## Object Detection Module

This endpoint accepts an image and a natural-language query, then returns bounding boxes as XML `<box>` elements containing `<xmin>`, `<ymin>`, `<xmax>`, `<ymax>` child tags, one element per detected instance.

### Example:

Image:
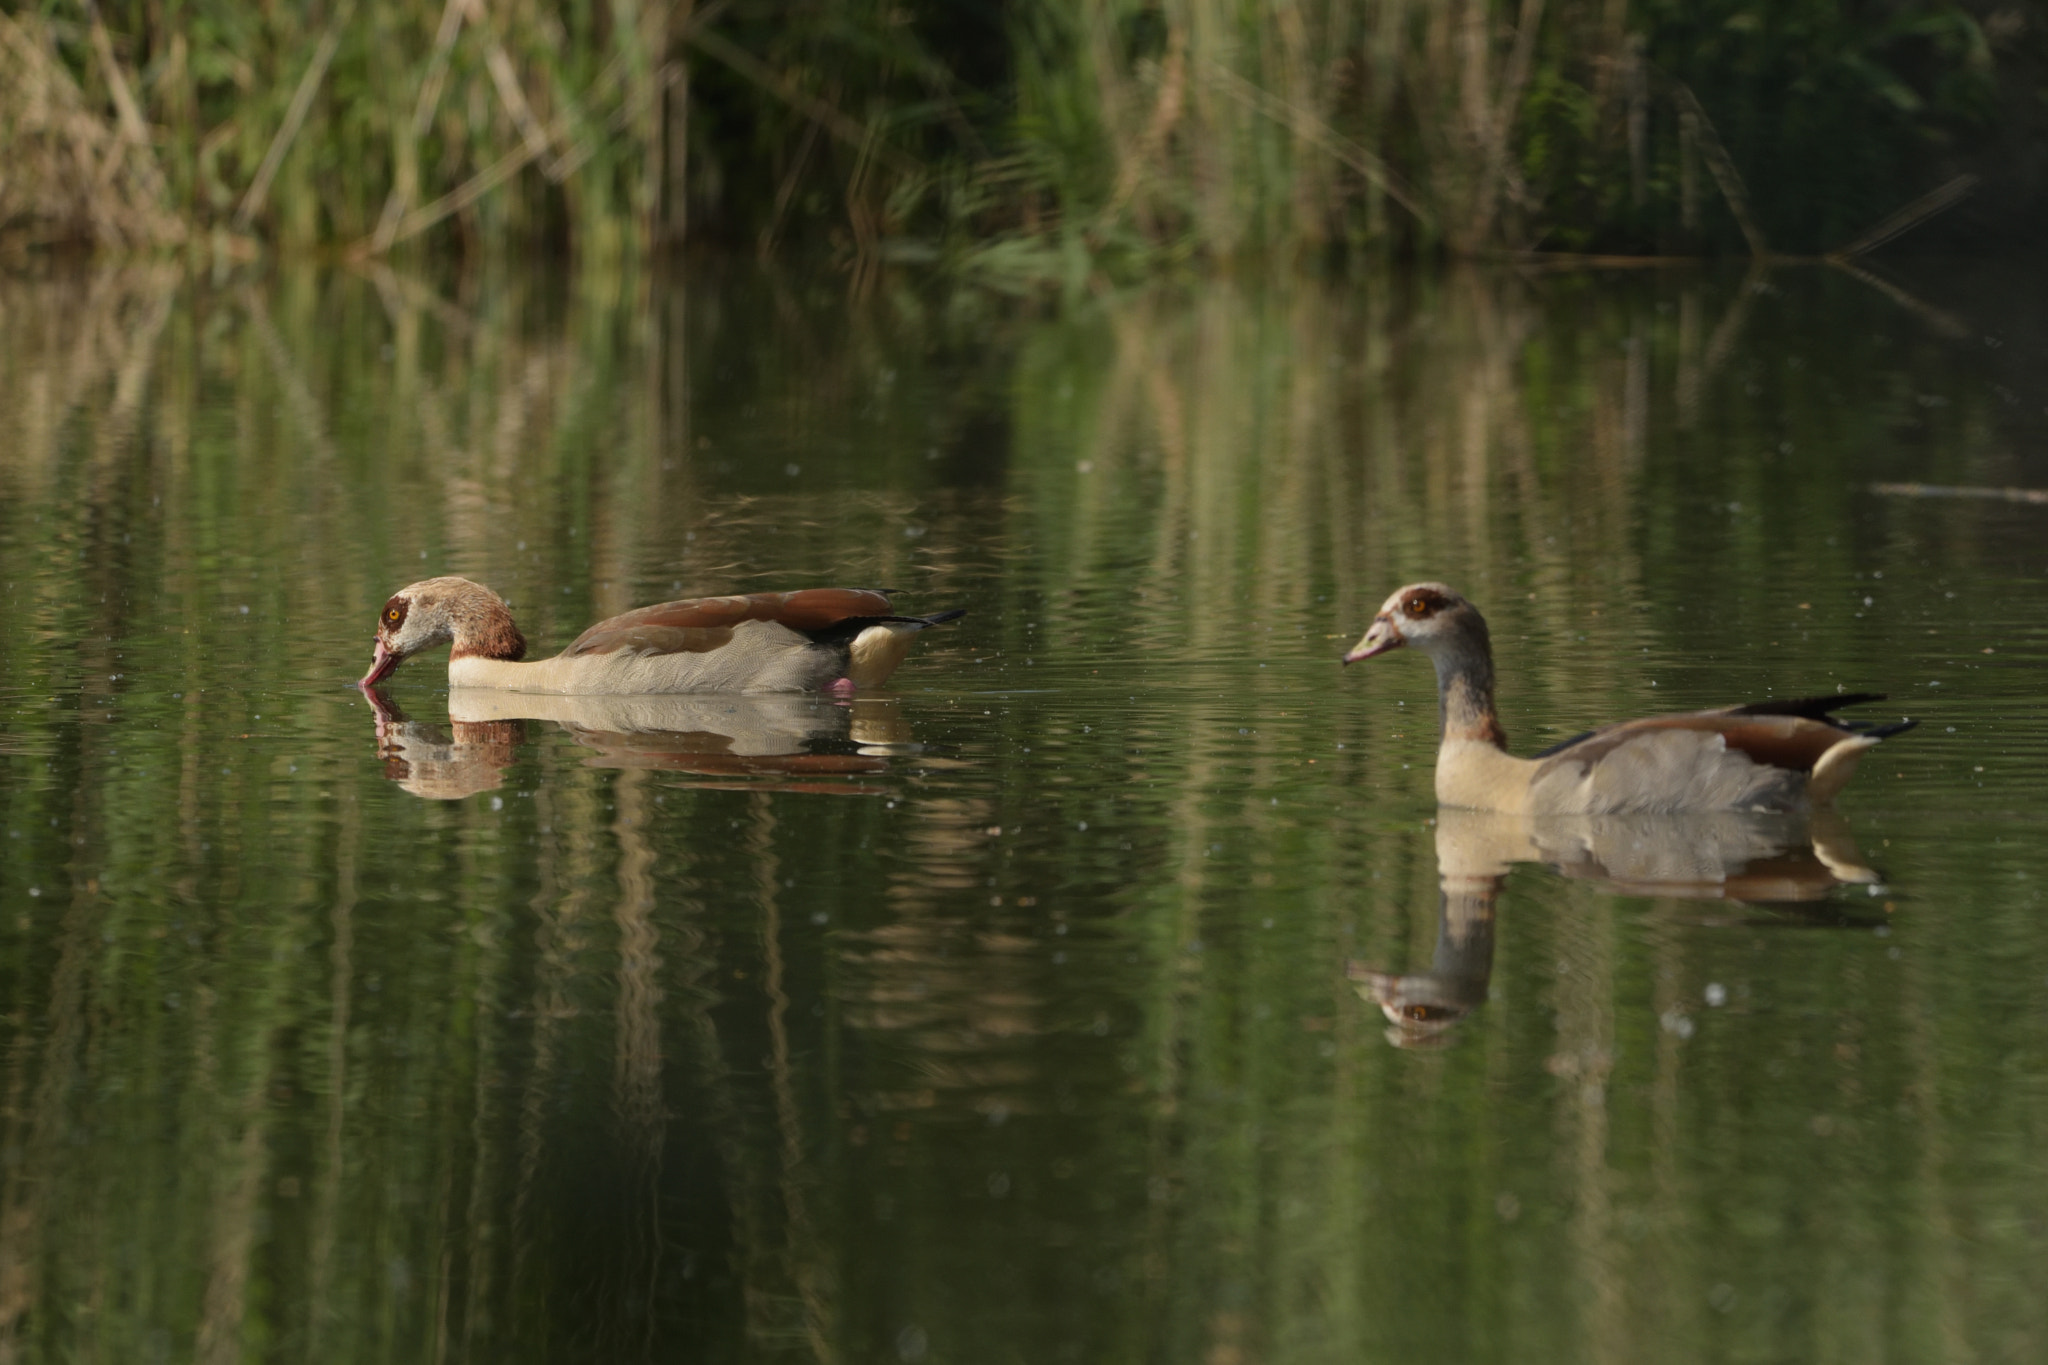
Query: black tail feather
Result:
<box><xmin>799</xmin><ymin>608</ymin><xmax>965</xmax><ymax>646</ymax></box>
<box><xmin>1729</xmin><ymin>692</ymin><xmax>1887</xmax><ymax>720</ymax></box>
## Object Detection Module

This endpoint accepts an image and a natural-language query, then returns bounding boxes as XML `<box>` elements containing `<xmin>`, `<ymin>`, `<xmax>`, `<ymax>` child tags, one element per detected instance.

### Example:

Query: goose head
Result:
<box><xmin>1343</xmin><ymin>582</ymin><xmax>1487</xmax><ymax>664</ymax></box>
<box><xmin>360</xmin><ymin>576</ymin><xmax>525</xmax><ymax>687</ymax></box>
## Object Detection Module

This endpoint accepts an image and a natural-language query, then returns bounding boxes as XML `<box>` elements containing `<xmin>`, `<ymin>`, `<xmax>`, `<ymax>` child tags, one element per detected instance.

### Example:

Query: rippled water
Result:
<box><xmin>2</xmin><ymin>259</ymin><xmax>2047</xmax><ymax>1361</ymax></box>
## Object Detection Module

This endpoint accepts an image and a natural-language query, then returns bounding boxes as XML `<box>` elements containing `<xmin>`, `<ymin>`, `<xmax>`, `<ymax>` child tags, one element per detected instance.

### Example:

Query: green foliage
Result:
<box><xmin>1634</xmin><ymin>0</ymin><xmax>1999</xmax><ymax>249</ymax></box>
<box><xmin>0</xmin><ymin>0</ymin><xmax>2016</xmax><ymax>267</ymax></box>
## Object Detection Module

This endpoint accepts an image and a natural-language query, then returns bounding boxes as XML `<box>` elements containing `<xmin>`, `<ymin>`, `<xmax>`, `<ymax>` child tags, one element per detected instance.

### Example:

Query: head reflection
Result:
<box><xmin>1350</xmin><ymin>808</ymin><xmax>1885</xmax><ymax>1048</ymax></box>
<box><xmin>360</xmin><ymin>686</ymin><xmax>911</xmax><ymax>798</ymax></box>
<box><xmin>364</xmin><ymin>688</ymin><xmax>522</xmax><ymax>800</ymax></box>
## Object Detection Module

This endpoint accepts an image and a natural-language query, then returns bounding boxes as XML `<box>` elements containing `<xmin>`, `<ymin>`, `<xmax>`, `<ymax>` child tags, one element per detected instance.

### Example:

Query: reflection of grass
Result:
<box><xmin>991</xmin><ymin>263</ymin><xmax>2043</xmax><ymax>1359</ymax></box>
<box><xmin>0</xmin><ymin>262</ymin><xmax>2040</xmax><ymax>1359</ymax></box>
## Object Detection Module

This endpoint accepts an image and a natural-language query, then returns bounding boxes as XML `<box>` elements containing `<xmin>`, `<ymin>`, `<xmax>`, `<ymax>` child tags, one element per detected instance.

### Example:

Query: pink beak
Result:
<box><xmin>1343</xmin><ymin>617</ymin><xmax>1403</xmax><ymax>664</ymax></box>
<box><xmin>359</xmin><ymin>640</ymin><xmax>400</xmax><ymax>687</ymax></box>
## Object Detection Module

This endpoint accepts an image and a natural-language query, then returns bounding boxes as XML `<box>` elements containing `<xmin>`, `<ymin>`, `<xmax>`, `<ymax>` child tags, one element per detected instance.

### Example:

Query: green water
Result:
<box><xmin>2</xmin><ymin>259</ymin><xmax>2046</xmax><ymax>1363</ymax></box>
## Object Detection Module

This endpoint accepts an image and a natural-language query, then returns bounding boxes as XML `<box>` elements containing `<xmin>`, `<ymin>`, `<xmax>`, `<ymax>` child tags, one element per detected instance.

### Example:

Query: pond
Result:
<box><xmin>1</xmin><ymin>256</ymin><xmax>2046</xmax><ymax>1363</ymax></box>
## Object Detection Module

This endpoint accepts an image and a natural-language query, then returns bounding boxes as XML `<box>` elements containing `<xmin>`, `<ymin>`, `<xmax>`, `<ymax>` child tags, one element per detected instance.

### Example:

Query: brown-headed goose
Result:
<box><xmin>360</xmin><ymin>576</ymin><xmax>963</xmax><ymax>695</ymax></box>
<box><xmin>1344</xmin><ymin>582</ymin><xmax>1915</xmax><ymax>814</ymax></box>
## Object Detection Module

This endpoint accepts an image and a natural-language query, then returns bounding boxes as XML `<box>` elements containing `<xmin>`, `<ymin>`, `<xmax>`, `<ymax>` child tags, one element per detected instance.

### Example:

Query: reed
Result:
<box><xmin>0</xmin><ymin>0</ymin><xmax>2009</xmax><ymax>271</ymax></box>
<box><xmin>0</xmin><ymin>11</ymin><xmax>183</xmax><ymax>251</ymax></box>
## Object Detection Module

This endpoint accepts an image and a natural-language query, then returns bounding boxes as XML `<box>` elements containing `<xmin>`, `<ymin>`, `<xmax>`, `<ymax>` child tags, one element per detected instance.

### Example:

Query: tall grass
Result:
<box><xmin>996</xmin><ymin>0</ymin><xmax>2006</xmax><ymax>271</ymax></box>
<box><xmin>0</xmin><ymin>0</ymin><xmax>2015</xmax><ymax>269</ymax></box>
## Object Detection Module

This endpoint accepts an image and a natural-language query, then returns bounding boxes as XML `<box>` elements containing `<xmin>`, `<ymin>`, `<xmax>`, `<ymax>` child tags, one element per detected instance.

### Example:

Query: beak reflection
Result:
<box><xmin>1350</xmin><ymin>807</ymin><xmax>1888</xmax><ymax>1049</ymax></box>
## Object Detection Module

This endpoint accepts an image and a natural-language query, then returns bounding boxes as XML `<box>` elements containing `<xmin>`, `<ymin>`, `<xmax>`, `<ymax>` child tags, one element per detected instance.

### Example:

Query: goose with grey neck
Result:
<box><xmin>1344</xmin><ymin>582</ymin><xmax>1915</xmax><ymax>814</ymax></box>
<box><xmin>360</xmin><ymin>576</ymin><xmax>963</xmax><ymax>695</ymax></box>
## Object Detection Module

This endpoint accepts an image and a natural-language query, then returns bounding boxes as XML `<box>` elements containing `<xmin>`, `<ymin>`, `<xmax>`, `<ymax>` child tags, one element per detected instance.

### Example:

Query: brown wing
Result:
<box><xmin>1535</xmin><ymin>711</ymin><xmax>1854</xmax><ymax>781</ymax></box>
<box><xmin>560</xmin><ymin>589</ymin><xmax>897</xmax><ymax>658</ymax></box>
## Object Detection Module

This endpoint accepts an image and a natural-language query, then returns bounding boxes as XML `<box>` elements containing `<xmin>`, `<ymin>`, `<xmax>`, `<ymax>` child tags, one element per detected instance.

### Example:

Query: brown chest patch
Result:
<box><xmin>452</xmin><ymin>614</ymin><xmax>527</xmax><ymax>662</ymax></box>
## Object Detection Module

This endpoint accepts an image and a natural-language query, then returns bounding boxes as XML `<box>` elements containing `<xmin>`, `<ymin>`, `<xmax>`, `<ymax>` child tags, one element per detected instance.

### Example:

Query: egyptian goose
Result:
<box><xmin>1344</xmin><ymin>582</ymin><xmax>1916</xmax><ymax>814</ymax></box>
<box><xmin>359</xmin><ymin>576</ymin><xmax>963</xmax><ymax>695</ymax></box>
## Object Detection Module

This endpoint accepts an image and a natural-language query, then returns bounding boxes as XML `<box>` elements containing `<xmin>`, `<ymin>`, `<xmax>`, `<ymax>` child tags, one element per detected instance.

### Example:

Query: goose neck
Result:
<box><xmin>1429</xmin><ymin>633</ymin><xmax>1507</xmax><ymax>750</ymax></box>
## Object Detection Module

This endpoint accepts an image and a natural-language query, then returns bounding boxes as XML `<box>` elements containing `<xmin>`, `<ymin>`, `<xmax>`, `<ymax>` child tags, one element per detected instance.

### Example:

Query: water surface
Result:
<box><xmin>2</xmin><ymin>258</ymin><xmax>2046</xmax><ymax>1362</ymax></box>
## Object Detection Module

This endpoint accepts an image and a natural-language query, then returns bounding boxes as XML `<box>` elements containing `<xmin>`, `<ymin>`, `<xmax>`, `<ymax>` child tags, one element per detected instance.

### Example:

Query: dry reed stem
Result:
<box><xmin>1871</xmin><ymin>483</ymin><xmax>2048</xmax><ymax>506</ymax></box>
<box><xmin>1829</xmin><ymin>172</ymin><xmax>1981</xmax><ymax>259</ymax></box>
<box><xmin>1509</xmin><ymin>252</ymin><xmax>1699</xmax><ymax>269</ymax></box>
<box><xmin>686</xmin><ymin>26</ymin><xmax>920</xmax><ymax>174</ymax></box>
<box><xmin>845</xmin><ymin>118</ymin><xmax>883</xmax><ymax>297</ymax></box>
<box><xmin>82</xmin><ymin>0</ymin><xmax>160</xmax><ymax>192</ymax></box>
<box><xmin>382</xmin><ymin>29</ymin><xmax>677</xmax><ymax>250</ymax></box>
<box><xmin>460</xmin><ymin>0</ymin><xmax>563</xmax><ymax>179</ymax></box>
<box><xmin>356</xmin><ymin>20</ymin><xmax>635</xmax><ymax>253</ymax></box>
<box><xmin>1466</xmin><ymin>0</ymin><xmax>1544</xmax><ymax>247</ymax></box>
<box><xmin>758</xmin><ymin>116</ymin><xmax>822</xmax><ymax>261</ymax></box>
<box><xmin>372</xmin><ymin>0</ymin><xmax>469</xmax><ymax>251</ymax></box>
<box><xmin>1094</xmin><ymin>27</ymin><xmax>1187</xmax><ymax>238</ymax></box>
<box><xmin>663</xmin><ymin>0</ymin><xmax>697</xmax><ymax>245</ymax></box>
<box><xmin>0</xmin><ymin>12</ymin><xmax>181</xmax><ymax>248</ymax></box>
<box><xmin>1666</xmin><ymin>80</ymin><xmax>1768</xmax><ymax>258</ymax></box>
<box><xmin>375</xmin><ymin>142</ymin><xmax>537</xmax><ymax>251</ymax></box>
<box><xmin>235</xmin><ymin>2</ymin><xmax>354</xmax><ymax>231</ymax></box>
<box><xmin>359</xmin><ymin>0</ymin><xmax>723</xmax><ymax>256</ymax></box>
<box><xmin>1204</xmin><ymin>62</ymin><xmax>1429</xmax><ymax>225</ymax></box>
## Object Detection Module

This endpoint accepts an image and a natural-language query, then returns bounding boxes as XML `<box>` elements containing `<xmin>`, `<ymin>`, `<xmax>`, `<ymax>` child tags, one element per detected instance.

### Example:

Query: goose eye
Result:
<box><xmin>1405</xmin><ymin>598</ymin><xmax>1429</xmax><ymax>618</ymax></box>
<box><xmin>386</xmin><ymin>608</ymin><xmax>401</xmax><ymax>622</ymax></box>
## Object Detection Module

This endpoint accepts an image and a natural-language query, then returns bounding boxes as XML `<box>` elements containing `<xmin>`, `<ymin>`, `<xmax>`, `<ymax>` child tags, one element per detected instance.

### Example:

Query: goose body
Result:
<box><xmin>1344</xmin><ymin>582</ymin><xmax>1914</xmax><ymax>815</ymax></box>
<box><xmin>361</xmin><ymin>576</ymin><xmax>962</xmax><ymax>695</ymax></box>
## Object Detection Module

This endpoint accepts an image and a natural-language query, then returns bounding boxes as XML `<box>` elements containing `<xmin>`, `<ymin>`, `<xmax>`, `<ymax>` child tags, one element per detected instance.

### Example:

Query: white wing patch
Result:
<box><xmin>1529</xmin><ymin>728</ymin><xmax>1804</xmax><ymax>815</ymax></box>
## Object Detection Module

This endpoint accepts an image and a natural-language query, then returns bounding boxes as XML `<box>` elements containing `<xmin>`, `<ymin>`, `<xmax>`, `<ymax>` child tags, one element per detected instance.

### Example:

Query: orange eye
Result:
<box><xmin>1405</xmin><ymin>597</ymin><xmax>1428</xmax><ymax>618</ymax></box>
<box><xmin>386</xmin><ymin>608</ymin><xmax>401</xmax><ymax>622</ymax></box>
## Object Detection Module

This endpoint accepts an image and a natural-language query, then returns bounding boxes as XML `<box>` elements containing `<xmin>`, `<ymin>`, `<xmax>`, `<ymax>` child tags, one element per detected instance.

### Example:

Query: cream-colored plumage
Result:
<box><xmin>1344</xmin><ymin>582</ymin><xmax>1914</xmax><ymax>814</ymax></box>
<box><xmin>361</xmin><ymin>575</ymin><xmax>961</xmax><ymax>695</ymax></box>
<box><xmin>366</xmin><ymin>689</ymin><xmax>913</xmax><ymax>800</ymax></box>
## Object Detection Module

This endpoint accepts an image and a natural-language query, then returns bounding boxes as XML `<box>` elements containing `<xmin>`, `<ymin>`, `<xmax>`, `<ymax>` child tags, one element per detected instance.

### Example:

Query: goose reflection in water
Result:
<box><xmin>360</xmin><ymin>685</ymin><xmax>920</xmax><ymax>799</ymax></box>
<box><xmin>1350</xmin><ymin>807</ymin><xmax>1888</xmax><ymax>1049</ymax></box>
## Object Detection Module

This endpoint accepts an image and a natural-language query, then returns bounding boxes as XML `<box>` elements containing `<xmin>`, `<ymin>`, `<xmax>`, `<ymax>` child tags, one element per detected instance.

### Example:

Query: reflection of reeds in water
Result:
<box><xmin>1012</xmin><ymin>268</ymin><xmax>1663</xmax><ymax>723</ymax></box>
<box><xmin>0</xmin><ymin>261</ymin><xmax>1007</xmax><ymax>1354</ymax></box>
<box><xmin>837</xmin><ymin>797</ymin><xmax>1048</xmax><ymax>1117</ymax></box>
<box><xmin>746</xmin><ymin>794</ymin><xmax>838</xmax><ymax>1362</ymax></box>
<box><xmin>0</xmin><ymin>262</ymin><xmax>2035</xmax><ymax>1359</ymax></box>
<box><xmin>0</xmin><ymin>268</ymin><xmax>179</xmax><ymax>495</ymax></box>
<box><xmin>609</xmin><ymin>769</ymin><xmax>667</xmax><ymax>1347</ymax></box>
<box><xmin>0</xmin><ymin>267</ymin><xmax>180</xmax><ymax>1357</ymax></box>
<box><xmin>991</xmin><ymin>265</ymin><xmax>2007</xmax><ymax>1363</ymax></box>
<box><xmin>0</xmin><ymin>852</ymin><xmax>100</xmax><ymax>1355</ymax></box>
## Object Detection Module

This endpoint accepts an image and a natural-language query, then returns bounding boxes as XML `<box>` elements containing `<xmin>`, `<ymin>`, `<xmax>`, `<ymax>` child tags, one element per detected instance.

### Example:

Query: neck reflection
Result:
<box><xmin>1350</xmin><ymin>807</ymin><xmax>1887</xmax><ymax>1049</ymax></box>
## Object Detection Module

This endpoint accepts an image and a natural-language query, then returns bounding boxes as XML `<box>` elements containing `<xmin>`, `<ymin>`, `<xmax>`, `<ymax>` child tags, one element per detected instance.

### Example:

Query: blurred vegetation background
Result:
<box><xmin>0</xmin><ymin>0</ymin><xmax>2039</xmax><ymax>277</ymax></box>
